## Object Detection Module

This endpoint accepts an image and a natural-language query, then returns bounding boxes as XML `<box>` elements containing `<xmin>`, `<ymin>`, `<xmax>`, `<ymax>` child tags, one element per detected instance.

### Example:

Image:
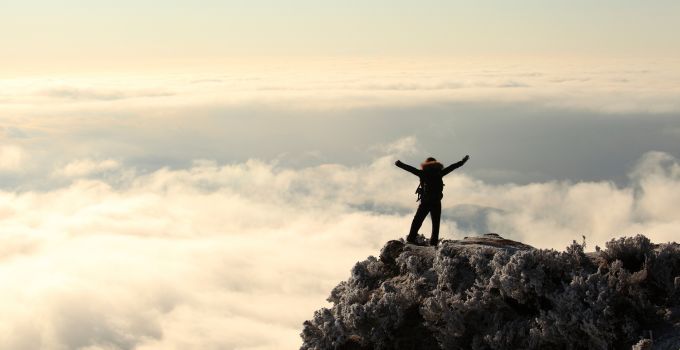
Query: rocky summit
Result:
<box><xmin>301</xmin><ymin>234</ymin><xmax>680</xmax><ymax>350</ymax></box>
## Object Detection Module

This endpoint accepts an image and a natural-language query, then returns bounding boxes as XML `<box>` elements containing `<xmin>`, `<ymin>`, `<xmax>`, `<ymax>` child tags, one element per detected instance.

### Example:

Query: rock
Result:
<box><xmin>301</xmin><ymin>234</ymin><xmax>680</xmax><ymax>350</ymax></box>
<box><xmin>379</xmin><ymin>240</ymin><xmax>404</xmax><ymax>264</ymax></box>
<box><xmin>632</xmin><ymin>339</ymin><xmax>653</xmax><ymax>350</ymax></box>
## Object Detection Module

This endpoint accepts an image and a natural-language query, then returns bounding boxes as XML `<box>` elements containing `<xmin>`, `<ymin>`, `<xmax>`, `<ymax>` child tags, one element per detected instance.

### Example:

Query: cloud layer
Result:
<box><xmin>1</xmin><ymin>60</ymin><xmax>679</xmax><ymax>348</ymax></box>
<box><xmin>0</xmin><ymin>142</ymin><xmax>678</xmax><ymax>349</ymax></box>
<box><xmin>3</xmin><ymin>58</ymin><xmax>680</xmax><ymax>115</ymax></box>
<box><xmin>3</xmin><ymin>59</ymin><xmax>679</xmax><ymax>188</ymax></box>
<box><xmin>0</xmin><ymin>145</ymin><xmax>24</xmax><ymax>172</ymax></box>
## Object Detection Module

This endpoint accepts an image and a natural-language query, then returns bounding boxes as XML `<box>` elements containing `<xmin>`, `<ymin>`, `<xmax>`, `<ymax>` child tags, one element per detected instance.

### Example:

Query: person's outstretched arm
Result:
<box><xmin>442</xmin><ymin>155</ymin><xmax>469</xmax><ymax>176</ymax></box>
<box><xmin>395</xmin><ymin>160</ymin><xmax>421</xmax><ymax>176</ymax></box>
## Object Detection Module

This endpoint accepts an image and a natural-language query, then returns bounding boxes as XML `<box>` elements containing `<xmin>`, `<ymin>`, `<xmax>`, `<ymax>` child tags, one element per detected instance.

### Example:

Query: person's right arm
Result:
<box><xmin>395</xmin><ymin>160</ymin><xmax>421</xmax><ymax>176</ymax></box>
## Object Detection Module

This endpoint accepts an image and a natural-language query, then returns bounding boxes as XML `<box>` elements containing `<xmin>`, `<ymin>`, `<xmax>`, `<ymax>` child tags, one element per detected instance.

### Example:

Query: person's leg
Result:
<box><xmin>429</xmin><ymin>201</ymin><xmax>442</xmax><ymax>246</ymax></box>
<box><xmin>407</xmin><ymin>204</ymin><xmax>430</xmax><ymax>242</ymax></box>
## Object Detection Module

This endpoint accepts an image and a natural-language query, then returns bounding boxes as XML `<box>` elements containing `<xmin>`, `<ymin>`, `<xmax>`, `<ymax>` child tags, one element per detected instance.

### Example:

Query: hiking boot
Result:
<box><xmin>406</xmin><ymin>234</ymin><xmax>417</xmax><ymax>244</ymax></box>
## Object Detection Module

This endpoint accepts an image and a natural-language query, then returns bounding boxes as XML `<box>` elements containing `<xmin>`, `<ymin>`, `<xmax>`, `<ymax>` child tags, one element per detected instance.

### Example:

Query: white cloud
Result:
<box><xmin>53</xmin><ymin>159</ymin><xmax>121</xmax><ymax>178</ymax></box>
<box><xmin>0</xmin><ymin>144</ymin><xmax>679</xmax><ymax>349</ymax></box>
<box><xmin>375</xmin><ymin>136</ymin><xmax>420</xmax><ymax>156</ymax></box>
<box><xmin>1</xmin><ymin>58</ymin><xmax>679</xmax><ymax>348</ymax></box>
<box><xmin>1</xmin><ymin>58</ymin><xmax>679</xmax><ymax>116</ymax></box>
<box><xmin>42</xmin><ymin>86</ymin><xmax>174</xmax><ymax>101</ymax></box>
<box><xmin>1</xmin><ymin>59</ymin><xmax>678</xmax><ymax>190</ymax></box>
<box><xmin>0</xmin><ymin>145</ymin><xmax>25</xmax><ymax>172</ymax></box>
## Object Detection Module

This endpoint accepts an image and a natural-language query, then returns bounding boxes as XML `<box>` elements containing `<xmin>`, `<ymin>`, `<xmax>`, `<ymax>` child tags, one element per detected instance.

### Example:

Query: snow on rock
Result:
<box><xmin>301</xmin><ymin>234</ymin><xmax>680</xmax><ymax>350</ymax></box>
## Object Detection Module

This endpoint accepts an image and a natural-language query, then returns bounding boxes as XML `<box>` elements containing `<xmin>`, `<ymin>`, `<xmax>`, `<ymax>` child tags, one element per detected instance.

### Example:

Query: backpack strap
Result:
<box><xmin>415</xmin><ymin>180</ymin><xmax>424</xmax><ymax>202</ymax></box>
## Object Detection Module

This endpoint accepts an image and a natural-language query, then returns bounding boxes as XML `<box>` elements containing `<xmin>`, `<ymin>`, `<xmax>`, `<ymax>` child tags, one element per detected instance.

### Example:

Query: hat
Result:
<box><xmin>420</xmin><ymin>157</ymin><xmax>440</xmax><ymax>169</ymax></box>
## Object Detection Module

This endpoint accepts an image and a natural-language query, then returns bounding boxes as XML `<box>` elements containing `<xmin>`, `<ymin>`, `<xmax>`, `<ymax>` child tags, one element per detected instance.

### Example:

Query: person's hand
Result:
<box><xmin>462</xmin><ymin>155</ymin><xmax>470</xmax><ymax>162</ymax></box>
<box><xmin>395</xmin><ymin>160</ymin><xmax>402</xmax><ymax>166</ymax></box>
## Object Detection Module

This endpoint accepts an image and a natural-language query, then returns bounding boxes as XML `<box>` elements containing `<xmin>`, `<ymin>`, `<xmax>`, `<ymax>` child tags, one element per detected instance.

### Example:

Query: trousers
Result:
<box><xmin>407</xmin><ymin>200</ymin><xmax>441</xmax><ymax>244</ymax></box>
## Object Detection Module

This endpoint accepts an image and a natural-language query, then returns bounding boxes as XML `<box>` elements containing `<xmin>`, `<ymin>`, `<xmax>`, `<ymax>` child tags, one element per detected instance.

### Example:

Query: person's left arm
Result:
<box><xmin>442</xmin><ymin>155</ymin><xmax>470</xmax><ymax>176</ymax></box>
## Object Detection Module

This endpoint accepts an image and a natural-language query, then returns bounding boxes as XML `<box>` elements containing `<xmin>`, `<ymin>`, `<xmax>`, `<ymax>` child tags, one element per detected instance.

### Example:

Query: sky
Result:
<box><xmin>1</xmin><ymin>2</ymin><xmax>680</xmax><ymax>349</ymax></box>
<box><xmin>3</xmin><ymin>0</ymin><xmax>680</xmax><ymax>71</ymax></box>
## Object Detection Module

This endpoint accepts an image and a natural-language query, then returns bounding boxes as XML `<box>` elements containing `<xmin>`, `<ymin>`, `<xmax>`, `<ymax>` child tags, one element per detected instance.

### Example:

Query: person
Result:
<box><xmin>395</xmin><ymin>155</ymin><xmax>469</xmax><ymax>246</ymax></box>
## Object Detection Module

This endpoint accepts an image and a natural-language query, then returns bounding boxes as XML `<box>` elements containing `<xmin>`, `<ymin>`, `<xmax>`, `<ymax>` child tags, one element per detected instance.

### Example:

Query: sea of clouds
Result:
<box><xmin>1</xmin><ymin>59</ymin><xmax>679</xmax><ymax>349</ymax></box>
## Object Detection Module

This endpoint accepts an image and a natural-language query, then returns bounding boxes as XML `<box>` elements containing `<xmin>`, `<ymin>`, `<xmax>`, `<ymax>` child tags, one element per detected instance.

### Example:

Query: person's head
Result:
<box><xmin>421</xmin><ymin>157</ymin><xmax>438</xmax><ymax>169</ymax></box>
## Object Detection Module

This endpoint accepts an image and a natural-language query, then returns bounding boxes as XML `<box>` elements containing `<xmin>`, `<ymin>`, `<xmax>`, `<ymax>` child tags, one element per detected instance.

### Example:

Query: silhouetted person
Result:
<box><xmin>395</xmin><ymin>155</ymin><xmax>469</xmax><ymax>246</ymax></box>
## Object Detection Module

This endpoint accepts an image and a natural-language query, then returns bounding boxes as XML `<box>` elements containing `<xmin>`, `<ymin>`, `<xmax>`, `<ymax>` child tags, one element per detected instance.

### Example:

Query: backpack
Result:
<box><xmin>415</xmin><ymin>177</ymin><xmax>444</xmax><ymax>202</ymax></box>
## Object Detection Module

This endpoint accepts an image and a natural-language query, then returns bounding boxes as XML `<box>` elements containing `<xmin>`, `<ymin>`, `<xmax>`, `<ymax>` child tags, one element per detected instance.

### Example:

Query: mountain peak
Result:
<box><xmin>301</xmin><ymin>234</ymin><xmax>680</xmax><ymax>349</ymax></box>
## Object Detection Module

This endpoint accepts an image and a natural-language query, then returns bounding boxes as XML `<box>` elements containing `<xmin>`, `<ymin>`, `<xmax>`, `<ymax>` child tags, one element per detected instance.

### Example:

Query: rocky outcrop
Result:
<box><xmin>301</xmin><ymin>234</ymin><xmax>680</xmax><ymax>349</ymax></box>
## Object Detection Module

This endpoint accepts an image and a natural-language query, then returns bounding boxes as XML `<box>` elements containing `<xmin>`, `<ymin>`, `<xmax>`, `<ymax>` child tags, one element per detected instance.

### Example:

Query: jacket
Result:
<box><xmin>395</xmin><ymin>158</ymin><xmax>466</xmax><ymax>202</ymax></box>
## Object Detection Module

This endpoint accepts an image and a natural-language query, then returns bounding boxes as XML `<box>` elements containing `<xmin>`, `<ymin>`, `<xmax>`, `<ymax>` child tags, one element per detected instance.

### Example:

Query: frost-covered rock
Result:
<box><xmin>301</xmin><ymin>234</ymin><xmax>680</xmax><ymax>350</ymax></box>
